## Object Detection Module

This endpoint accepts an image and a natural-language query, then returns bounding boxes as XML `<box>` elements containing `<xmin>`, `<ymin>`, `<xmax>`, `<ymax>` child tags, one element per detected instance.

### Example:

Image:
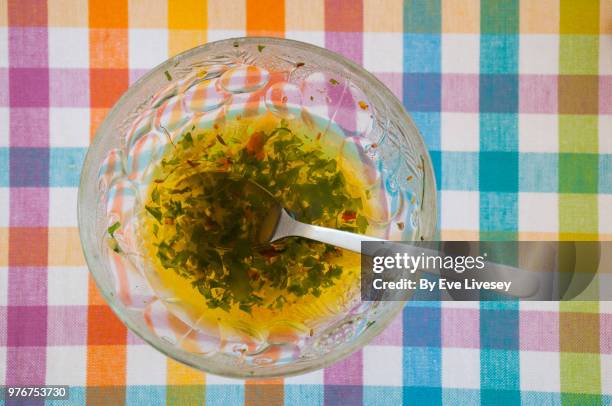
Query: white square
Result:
<box><xmin>600</xmin><ymin>195</ymin><xmax>612</xmax><ymax>234</ymax></box>
<box><xmin>519</xmin><ymin>193</ymin><xmax>558</xmax><ymax>233</ymax></box>
<box><xmin>48</xmin><ymin>27</ymin><xmax>89</xmax><ymax>69</ymax></box>
<box><xmin>520</xmin><ymin>351</ymin><xmax>560</xmax><ymax>392</ymax></box>
<box><xmin>49</xmin><ymin>108</ymin><xmax>90</xmax><ymax>147</ymax></box>
<box><xmin>363</xmin><ymin>345</ymin><xmax>402</xmax><ymax>386</ymax></box>
<box><xmin>207</xmin><ymin>30</ymin><xmax>246</xmax><ymax>43</ymax></box>
<box><xmin>442</xmin><ymin>34</ymin><xmax>480</xmax><ymax>74</ymax></box>
<box><xmin>46</xmin><ymin>346</ymin><xmax>87</xmax><ymax>386</ymax></box>
<box><xmin>0</xmin><ymin>267</ymin><xmax>7</xmax><ymax>306</ymax></box>
<box><xmin>519</xmin><ymin>301</ymin><xmax>559</xmax><ymax>312</ymax></box>
<box><xmin>49</xmin><ymin>187</ymin><xmax>78</xmax><ymax>227</ymax></box>
<box><xmin>441</xmin><ymin>191</ymin><xmax>479</xmax><ymax>231</ymax></box>
<box><xmin>599</xmin><ymin>115</ymin><xmax>612</xmax><ymax>154</ymax></box>
<box><xmin>285</xmin><ymin>369</ymin><xmax>324</xmax><ymax>385</ymax></box>
<box><xmin>600</xmin><ymin>35</ymin><xmax>612</xmax><ymax>75</ymax></box>
<box><xmin>206</xmin><ymin>373</ymin><xmax>245</xmax><ymax>386</ymax></box>
<box><xmin>128</xmin><ymin>29</ymin><xmax>168</xmax><ymax>70</ymax></box>
<box><xmin>519</xmin><ymin>35</ymin><xmax>559</xmax><ymax>74</ymax></box>
<box><xmin>285</xmin><ymin>31</ymin><xmax>325</xmax><ymax>48</ymax></box>
<box><xmin>0</xmin><ymin>188</ymin><xmax>7</xmax><ymax>227</ymax></box>
<box><xmin>126</xmin><ymin>345</ymin><xmax>168</xmax><ymax>385</ymax></box>
<box><xmin>442</xmin><ymin>348</ymin><xmax>480</xmax><ymax>389</ymax></box>
<box><xmin>0</xmin><ymin>347</ymin><xmax>6</xmax><ymax>384</ymax></box>
<box><xmin>363</xmin><ymin>33</ymin><xmax>403</xmax><ymax>73</ymax></box>
<box><xmin>519</xmin><ymin>114</ymin><xmax>559</xmax><ymax>153</ymax></box>
<box><xmin>441</xmin><ymin>112</ymin><xmax>479</xmax><ymax>152</ymax></box>
<box><xmin>47</xmin><ymin>267</ymin><xmax>89</xmax><ymax>306</ymax></box>
<box><xmin>603</xmin><ymin>355</ymin><xmax>612</xmax><ymax>394</ymax></box>
<box><xmin>0</xmin><ymin>108</ymin><xmax>8</xmax><ymax>147</ymax></box>
<box><xmin>0</xmin><ymin>27</ymin><xmax>7</xmax><ymax>68</ymax></box>
<box><xmin>441</xmin><ymin>301</ymin><xmax>480</xmax><ymax>310</ymax></box>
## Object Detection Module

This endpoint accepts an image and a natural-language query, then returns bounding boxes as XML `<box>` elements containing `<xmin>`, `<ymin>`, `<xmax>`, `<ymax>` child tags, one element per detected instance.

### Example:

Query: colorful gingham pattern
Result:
<box><xmin>0</xmin><ymin>0</ymin><xmax>611</xmax><ymax>405</ymax></box>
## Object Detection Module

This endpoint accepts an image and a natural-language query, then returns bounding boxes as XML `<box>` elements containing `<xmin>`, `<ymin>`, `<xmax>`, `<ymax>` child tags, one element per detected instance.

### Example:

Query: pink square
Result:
<box><xmin>10</xmin><ymin>187</ymin><xmax>49</xmax><ymax>226</ymax></box>
<box><xmin>519</xmin><ymin>74</ymin><xmax>558</xmax><ymax>114</ymax></box>
<box><xmin>47</xmin><ymin>305</ymin><xmax>88</xmax><ymax>346</ymax></box>
<box><xmin>519</xmin><ymin>310</ymin><xmax>559</xmax><ymax>352</ymax></box>
<box><xmin>8</xmin><ymin>267</ymin><xmax>48</xmax><ymax>306</ymax></box>
<box><xmin>9</xmin><ymin>108</ymin><xmax>49</xmax><ymax>147</ymax></box>
<box><xmin>600</xmin><ymin>314</ymin><xmax>612</xmax><ymax>354</ymax></box>
<box><xmin>442</xmin><ymin>74</ymin><xmax>479</xmax><ymax>112</ymax></box>
<box><xmin>49</xmin><ymin>68</ymin><xmax>90</xmax><ymax>107</ymax></box>
<box><xmin>8</xmin><ymin>27</ymin><xmax>48</xmax><ymax>68</ymax></box>
<box><xmin>375</xmin><ymin>72</ymin><xmax>403</xmax><ymax>101</ymax></box>
<box><xmin>371</xmin><ymin>311</ymin><xmax>403</xmax><ymax>346</ymax></box>
<box><xmin>441</xmin><ymin>308</ymin><xmax>480</xmax><ymax>348</ymax></box>
<box><xmin>0</xmin><ymin>68</ymin><xmax>8</xmax><ymax>106</ymax></box>
<box><xmin>324</xmin><ymin>350</ymin><xmax>362</xmax><ymax>385</ymax></box>
<box><xmin>600</xmin><ymin>76</ymin><xmax>612</xmax><ymax>114</ymax></box>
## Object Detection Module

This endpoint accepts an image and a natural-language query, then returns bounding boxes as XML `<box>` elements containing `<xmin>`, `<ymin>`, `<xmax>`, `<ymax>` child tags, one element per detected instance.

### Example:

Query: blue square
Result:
<box><xmin>403</xmin><ymin>73</ymin><xmax>441</xmax><ymax>112</ymax></box>
<box><xmin>46</xmin><ymin>386</ymin><xmax>86</xmax><ymax>405</ymax></box>
<box><xmin>442</xmin><ymin>389</ymin><xmax>480</xmax><ymax>406</ymax></box>
<box><xmin>403</xmin><ymin>347</ymin><xmax>442</xmax><ymax>387</ymax></box>
<box><xmin>49</xmin><ymin>147</ymin><xmax>87</xmax><ymax>187</ymax></box>
<box><xmin>480</xmin><ymin>74</ymin><xmax>518</xmax><ymax>113</ymax></box>
<box><xmin>481</xmin><ymin>389</ymin><xmax>521</xmax><ymax>406</ymax></box>
<box><xmin>403</xmin><ymin>0</ymin><xmax>441</xmax><ymax>33</ymax></box>
<box><xmin>125</xmin><ymin>385</ymin><xmax>165</xmax><ymax>406</ymax></box>
<box><xmin>441</xmin><ymin>152</ymin><xmax>478</xmax><ymax>191</ymax></box>
<box><xmin>206</xmin><ymin>385</ymin><xmax>244</xmax><ymax>406</ymax></box>
<box><xmin>480</xmin><ymin>151</ymin><xmax>518</xmax><ymax>192</ymax></box>
<box><xmin>519</xmin><ymin>153</ymin><xmax>558</xmax><ymax>192</ymax></box>
<box><xmin>480</xmin><ymin>349</ymin><xmax>520</xmax><ymax>391</ymax></box>
<box><xmin>480</xmin><ymin>35</ymin><xmax>519</xmax><ymax>74</ymax></box>
<box><xmin>403</xmin><ymin>34</ymin><xmax>441</xmax><ymax>73</ymax></box>
<box><xmin>324</xmin><ymin>386</ymin><xmax>362</xmax><ymax>405</ymax></box>
<box><xmin>480</xmin><ymin>309</ymin><xmax>519</xmax><ymax>350</ymax></box>
<box><xmin>521</xmin><ymin>391</ymin><xmax>562</xmax><ymax>406</ymax></box>
<box><xmin>0</xmin><ymin>148</ymin><xmax>8</xmax><ymax>187</ymax></box>
<box><xmin>363</xmin><ymin>387</ymin><xmax>402</xmax><ymax>406</ymax></box>
<box><xmin>480</xmin><ymin>113</ymin><xmax>518</xmax><ymax>152</ymax></box>
<box><xmin>403</xmin><ymin>386</ymin><xmax>442</xmax><ymax>405</ymax></box>
<box><xmin>285</xmin><ymin>385</ymin><xmax>324</xmax><ymax>405</ymax></box>
<box><xmin>599</xmin><ymin>154</ymin><xmax>612</xmax><ymax>193</ymax></box>
<box><xmin>10</xmin><ymin>147</ymin><xmax>49</xmax><ymax>187</ymax></box>
<box><xmin>403</xmin><ymin>304</ymin><xmax>441</xmax><ymax>347</ymax></box>
<box><xmin>411</xmin><ymin>112</ymin><xmax>440</xmax><ymax>151</ymax></box>
<box><xmin>480</xmin><ymin>191</ymin><xmax>518</xmax><ymax>233</ymax></box>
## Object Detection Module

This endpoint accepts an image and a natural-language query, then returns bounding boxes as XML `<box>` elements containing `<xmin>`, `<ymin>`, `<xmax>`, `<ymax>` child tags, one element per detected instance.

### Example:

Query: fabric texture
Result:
<box><xmin>0</xmin><ymin>0</ymin><xmax>611</xmax><ymax>404</ymax></box>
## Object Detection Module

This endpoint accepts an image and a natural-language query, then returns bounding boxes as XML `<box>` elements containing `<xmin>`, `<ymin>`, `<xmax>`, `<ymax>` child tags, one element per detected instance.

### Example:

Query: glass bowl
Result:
<box><xmin>78</xmin><ymin>37</ymin><xmax>437</xmax><ymax>378</ymax></box>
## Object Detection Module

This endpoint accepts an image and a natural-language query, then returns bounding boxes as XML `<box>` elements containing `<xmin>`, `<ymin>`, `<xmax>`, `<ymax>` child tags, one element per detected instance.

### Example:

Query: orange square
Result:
<box><xmin>128</xmin><ymin>0</ymin><xmax>167</xmax><ymax>28</ymax></box>
<box><xmin>88</xmin><ymin>0</ymin><xmax>128</xmax><ymax>29</ymax></box>
<box><xmin>442</xmin><ymin>0</ymin><xmax>480</xmax><ymax>33</ymax></box>
<box><xmin>90</xmin><ymin>68</ymin><xmax>129</xmax><ymax>108</ymax></box>
<box><xmin>245</xmin><ymin>380</ymin><xmax>284</xmax><ymax>406</ymax></box>
<box><xmin>87</xmin><ymin>304</ymin><xmax>127</xmax><ymax>345</ymax></box>
<box><xmin>89</xmin><ymin>28</ymin><xmax>128</xmax><ymax>69</ymax></box>
<box><xmin>286</xmin><ymin>0</ymin><xmax>324</xmax><ymax>31</ymax></box>
<box><xmin>90</xmin><ymin>108</ymin><xmax>111</xmax><ymax>139</ymax></box>
<box><xmin>88</xmin><ymin>275</ymin><xmax>108</xmax><ymax>306</ymax></box>
<box><xmin>86</xmin><ymin>345</ymin><xmax>127</xmax><ymax>386</ymax></box>
<box><xmin>520</xmin><ymin>0</ymin><xmax>560</xmax><ymax>33</ymax></box>
<box><xmin>246</xmin><ymin>0</ymin><xmax>285</xmax><ymax>36</ymax></box>
<box><xmin>602</xmin><ymin>0</ymin><xmax>612</xmax><ymax>34</ymax></box>
<box><xmin>0</xmin><ymin>0</ymin><xmax>7</xmax><ymax>26</ymax></box>
<box><xmin>48</xmin><ymin>0</ymin><xmax>89</xmax><ymax>27</ymax></box>
<box><xmin>48</xmin><ymin>227</ymin><xmax>85</xmax><ymax>266</ymax></box>
<box><xmin>168</xmin><ymin>0</ymin><xmax>207</xmax><ymax>30</ymax></box>
<box><xmin>560</xmin><ymin>312</ymin><xmax>600</xmax><ymax>353</ymax></box>
<box><xmin>9</xmin><ymin>227</ymin><xmax>48</xmax><ymax>266</ymax></box>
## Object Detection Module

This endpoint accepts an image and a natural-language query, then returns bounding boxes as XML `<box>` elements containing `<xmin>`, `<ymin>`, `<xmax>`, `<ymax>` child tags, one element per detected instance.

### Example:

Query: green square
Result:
<box><xmin>559</xmin><ymin>193</ymin><xmax>598</xmax><ymax>235</ymax></box>
<box><xmin>561</xmin><ymin>393</ymin><xmax>602</xmax><ymax>406</ymax></box>
<box><xmin>560</xmin><ymin>35</ymin><xmax>599</xmax><ymax>75</ymax></box>
<box><xmin>559</xmin><ymin>115</ymin><xmax>598</xmax><ymax>153</ymax></box>
<box><xmin>560</xmin><ymin>352</ymin><xmax>601</xmax><ymax>394</ymax></box>
<box><xmin>559</xmin><ymin>153</ymin><xmax>598</xmax><ymax>193</ymax></box>
<box><xmin>480</xmin><ymin>0</ymin><xmax>519</xmax><ymax>34</ymax></box>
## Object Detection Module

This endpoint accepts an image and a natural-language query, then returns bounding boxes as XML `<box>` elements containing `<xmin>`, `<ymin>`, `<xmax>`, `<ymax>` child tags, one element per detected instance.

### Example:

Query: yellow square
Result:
<box><xmin>208</xmin><ymin>0</ymin><xmax>246</xmax><ymax>30</ymax></box>
<box><xmin>560</xmin><ymin>0</ymin><xmax>600</xmax><ymax>34</ymax></box>
<box><xmin>442</xmin><ymin>0</ymin><xmax>480</xmax><ymax>33</ymax></box>
<box><xmin>128</xmin><ymin>0</ymin><xmax>167</xmax><ymax>28</ymax></box>
<box><xmin>363</xmin><ymin>0</ymin><xmax>403</xmax><ymax>33</ymax></box>
<box><xmin>48</xmin><ymin>227</ymin><xmax>85</xmax><ymax>266</ymax></box>
<box><xmin>520</xmin><ymin>0</ymin><xmax>560</xmax><ymax>33</ymax></box>
<box><xmin>48</xmin><ymin>0</ymin><xmax>89</xmax><ymax>27</ymax></box>
<box><xmin>168</xmin><ymin>29</ymin><xmax>207</xmax><ymax>57</ymax></box>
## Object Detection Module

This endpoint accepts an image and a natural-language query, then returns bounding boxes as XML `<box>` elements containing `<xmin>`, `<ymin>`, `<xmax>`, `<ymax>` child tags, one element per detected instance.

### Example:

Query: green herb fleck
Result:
<box><xmin>257</xmin><ymin>45</ymin><xmax>266</xmax><ymax>52</ymax></box>
<box><xmin>164</xmin><ymin>70</ymin><xmax>172</xmax><ymax>81</ymax></box>
<box><xmin>329</xmin><ymin>78</ymin><xmax>339</xmax><ymax>85</ymax></box>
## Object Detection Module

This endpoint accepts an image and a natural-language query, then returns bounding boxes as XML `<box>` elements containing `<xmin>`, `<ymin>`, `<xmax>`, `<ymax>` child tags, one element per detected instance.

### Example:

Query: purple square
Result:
<box><xmin>9</xmin><ymin>147</ymin><xmax>49</xmax><ymax>187</ymax></box>
<box><xmin>10</xmin><ymin>187</ymin><xmax>49</xmax><ymax>227</ymax></box>
<box><xmin>600</xmin><ymin>76</ymin><xmax>612</xmax><ymax>114</ymax></box>
<box><xmin>375</xmin><ymin>72</ymin><xmax>403</xmax><ymax>101</ymax></box>
<box><xmin>371</xmin><ymin>311</ymin><xmax>403</xmax><ymax>346</ymax></box>
<box><xmin>519</xmin><ymin>310</ymin><xmax>559</xmax><ymax>352</ymax></box>
<box><xmin>519</xmin><ymin>75</ymin><xmax>558</xmax><ymax>114</ymax></box>
<box><xmin>9</xmin><ymin>27</ymin><xmax>48</xmax><ymax>68</ymax></box>
<box><xmin>9</xmin><ymin>68</ymin><xmax>49</xmax><ymax>107</ymax></box>
<box><xmin>47</xmin><ymin>305</ymin><xmax>88</xmax><ymax>346</ymax></box>
<box><xmin>7</xmin><ymin>305</ymin><xmax>47</xmax><ymax>346</ymax></box>
<box><xmin>0</xmin><ymin>68</ymin><xmax>8</xmax><ymax>106</ymax></box>
<box><xmin>441</xmin><ymin>308</ymin><xmax>480</xmax><ymax>348</ymax></box>
<box><xmin>324</xmin><ymin>350</ymin><xmax>362</xmax><ymax>385</ymax></box>
<box><xmin>326</xmin><ymin>32</ymin><xmax>363</xmax><ymax>65</ymax></box>
<box><xmin>9</xmin><ymin>108</ymin><xmax>49</xmax><ymax>147</ymax></box>
<box><xmin>442</xmin><ymin>74</ymin><xmax>479</xmax><ymax>112</ymax></box>
<box><xmin>8</xmin><ymin>267</ymin><xmax>48</xmax><ymax>306</ymax></box>
<box><xmin>6</xmin><ymin>346</ymin><xmax>47</xmax><ymax>385</ymax></box>
<box><xmin>49</xmin><ymin>68</ymin><xmax>90</xmax><ymax>107</ymax></box>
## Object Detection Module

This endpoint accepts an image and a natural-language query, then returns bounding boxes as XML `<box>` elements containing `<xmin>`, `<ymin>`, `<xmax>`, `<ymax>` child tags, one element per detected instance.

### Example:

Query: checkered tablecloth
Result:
<box><xmin>1</xmin><ymin>0</ymin><xmax>611</xmax><ymax>405</ymax></box>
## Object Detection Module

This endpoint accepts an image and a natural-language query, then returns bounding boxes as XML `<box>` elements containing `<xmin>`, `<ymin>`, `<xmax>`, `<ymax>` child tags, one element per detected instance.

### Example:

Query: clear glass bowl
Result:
<box><xmin>78</xmin><ymin>37</ymin><xmax>437</xmax><ymax>378</ymax></box>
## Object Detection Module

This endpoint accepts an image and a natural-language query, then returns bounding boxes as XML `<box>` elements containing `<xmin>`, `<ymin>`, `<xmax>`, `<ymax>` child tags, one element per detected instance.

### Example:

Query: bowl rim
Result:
<box><xmin>78</xmin><ymin>36</ymin><xmax>438</xmax><ymax>379</ymax></box>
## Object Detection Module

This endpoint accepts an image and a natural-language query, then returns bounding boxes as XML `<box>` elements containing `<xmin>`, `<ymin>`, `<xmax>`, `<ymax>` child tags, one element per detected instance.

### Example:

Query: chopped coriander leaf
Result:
<box><xmin>329</xmin><ymin>78</ymin><xmax>339</xmax><ymax>85</ymax></box>
<box><xmin>257</xmin><ymin>45</ymin><xmax>266</xmax><ymax>52</ymax></box>
<box><xmin>108</xmin><ymin>221</ymin><xmax>121</xmax><ymax>237</ymax></box>
<box><xmin>164</xmin><ymin>70</ymin><xmax>172</xmax><ymax>81</ymax></box>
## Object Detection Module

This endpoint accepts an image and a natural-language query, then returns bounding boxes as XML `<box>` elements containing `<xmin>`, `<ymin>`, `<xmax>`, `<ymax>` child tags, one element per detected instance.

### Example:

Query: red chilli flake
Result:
<box><xmin>358</xmin><ymin>100</ymin><xmax>369</xmax><ymax>110</ymax></box>
<box><xmin>216</xmin><ymin>134</ymin><xmax>227</xmax><ymax>146</ymax></box>
<box><xmin>396</xmin><ymin>222</ymin><xmax>405</xmax><ymax>230</ymax></box>
<box><xmin>342</xmin><ymin>210</ymin><xmax>357</xmax><ymax>221</ymax></box>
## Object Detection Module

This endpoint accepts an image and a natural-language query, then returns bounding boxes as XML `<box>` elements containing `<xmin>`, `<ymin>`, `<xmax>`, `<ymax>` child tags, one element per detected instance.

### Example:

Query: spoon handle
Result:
<box><xmin>290</xmin><ymin>221</ymin><xmax>386</xmax><ymax>253</ymax></box>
